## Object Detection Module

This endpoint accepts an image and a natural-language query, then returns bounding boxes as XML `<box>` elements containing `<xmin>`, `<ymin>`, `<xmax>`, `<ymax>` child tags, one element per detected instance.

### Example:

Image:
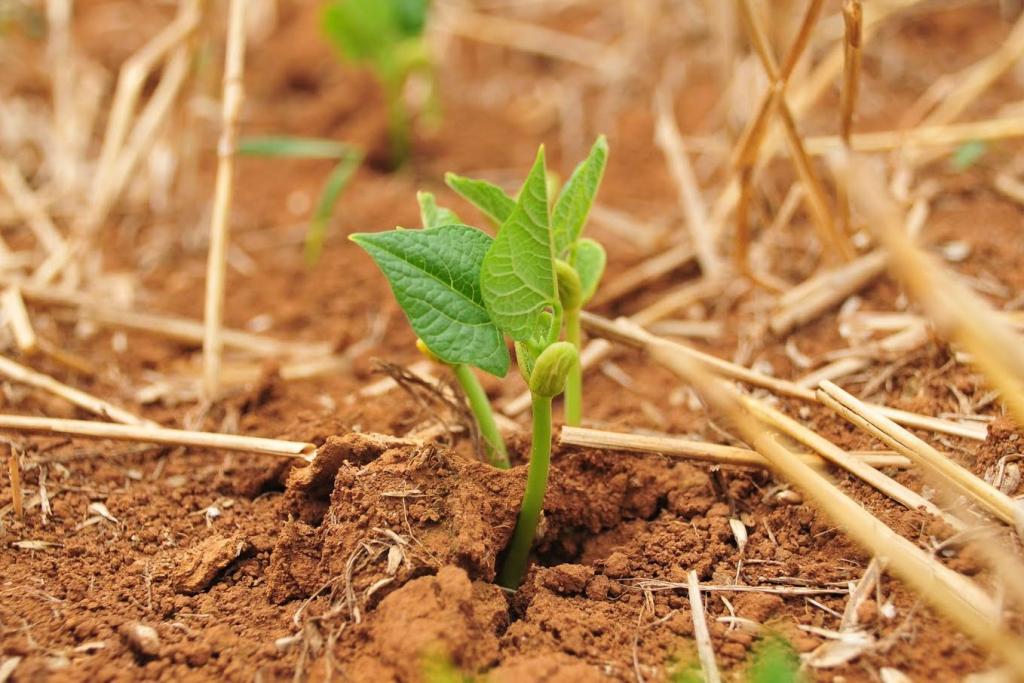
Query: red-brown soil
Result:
<box><xmin>2</xmin><ymin>1</ymin><xmax>1024</xmax><ymax>681</ymax></box>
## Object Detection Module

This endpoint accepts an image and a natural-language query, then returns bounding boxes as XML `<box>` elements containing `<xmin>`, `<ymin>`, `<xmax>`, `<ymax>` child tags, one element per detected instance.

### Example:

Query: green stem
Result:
<box><xmin>564</xmin><ymin>307</ymin><xmax>582</xmax><ymax>426</ymax></box>
<box><xmin>497</xmin><ymin>393</ymin><xmax>552</xmax><ymax>589</ymax></box>
<box><xmin>453</xmin><ymin>363</ymin><xmax>509</xmax><ymax>469</ymax></box>
<box><xmin>384</xmin><ymin>81</ymin><xmax>410</xmax><ymax>168</ymax></box>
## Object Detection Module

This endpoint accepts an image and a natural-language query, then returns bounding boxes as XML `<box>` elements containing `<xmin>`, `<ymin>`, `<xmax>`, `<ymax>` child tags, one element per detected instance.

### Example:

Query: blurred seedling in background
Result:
<box><xmin>238</xmin><ymin>136</ymin><xmax>362</xmax><ymax>264</ymax></box>
<box><xmin>322</xmin><ymin>0</ymin><xmax>436</xmax><ymax>167</ymax></box>
<box><xmin>950</xmin><ymin>140</ymin><xmax>987</xmax><ymax>171</ymax></box>
<box><xmin>352</xmin><ymin>142</ymin><xmax>612</xmax><ymax>588</ymax></box>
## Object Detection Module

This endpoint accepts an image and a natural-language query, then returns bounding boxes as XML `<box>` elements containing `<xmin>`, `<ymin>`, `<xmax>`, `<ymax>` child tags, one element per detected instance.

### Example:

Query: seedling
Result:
<box><xmin>352</xmin><ymin>144</ymin><xmax>601</xmax><ymax>588</ymax></box>
<box><xmin>745</xmin><ymin>635</ymin><xmax>803</xmax><ymax>683</ymax></box>
<box><xmin>445</xmin><ymin>136</ymin><xmax>609</xmax><ymax>426</ymax></box>
<box><xmin>238</xmin><ymin>136</ymin><xmax>362</xmax><ymax>264</ymax></box>
<box><xmin>321</xmin><ymin>0</ymin><xmax>435</xmax><ymax>166</ymax></box>
<box><xmin>668</xmin><ymin>634</ymin><xmax>803</xmax><ymax>683</ymax></box>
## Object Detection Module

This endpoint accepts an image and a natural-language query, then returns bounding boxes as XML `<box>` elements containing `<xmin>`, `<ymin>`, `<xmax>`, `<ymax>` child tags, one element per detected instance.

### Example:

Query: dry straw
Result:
<box><xmin>688</xmin><ymin>570</ymin><xmax>722</xmax><ymax>683</ymax></box>
<box><xmin>579</xmin><ymin>311</ymin><xmax>986</xmax><ymax>441</ymax></box>
<box><xmin>836</xmin><ymin>152</ymin><xmax>1024</xmax><ymax>430</ymax></box>
<box><xmin>734</xmin><ymin>0</ymin><xmax>854</xmax><ymax>262</ymax></box>
<box><xmin>836</xmin><ymin>0</ymin><xmax>862</xmax><ymax>236</ymax></box>
<box><xmin>654</xmin><ymin>86</ymin><xmax>722</xmax><ymax>279</ymax></box>
<box><xmin>806</xmin><ymin>115</ymin><xmax>1024</xmax><ymax>155</ymax></box>
<box><xmin>2</xmin><ymin>278</ymin><xmax>331</xmax><ymax>359</ymax></box>
<box><xmin>708</xmin><ymin>0</ymin><xmax>921</xmax><ymax>240</ymax></box>
<box><xmin>818</xmin><ymin>381</ymin><xmax>1020</xmax><ymax>529</ymax></box>
<box><xmin>80</xmin><ymin>0</ymin><xmax>202</xmax><ymax>238</ymax></box>
<box><xmin>559</xmin><ymin>426</ymin><xmax>912</xmax><ymax>470</ymax></box>
<box><xmin>583</xmin><ymin>315</ymin><xmax>1024</xmax><ymax>673</ymax></box>
<box><xmin>795</xmin><ymin>321</ymin><xmax>929</xmax><ymax>389</ymax></box>
<box><xmin>738</xmin><ymin>394</ymin><xmax>962</xmax><ymax>528</ymax></box>
<box><xmin>6</xmin><ymin>443</ymin><xmax>22</xmax><ymax>520</ymax></box>
<box><xmin>0</xmin><ymin>355</ymin><xmax>149</xmax><ymax>426</ymax></box>
<box><xmin>203</xmin><ymin>0</ymin><xmax>248</xmax><ymax>399</ymax></box>
<box><xmin>0</xmin><ymin>414</ymin><xmax>315</xmax><ymax>460</ymax></box>
<box><xmin>730</xmin><ymin>0</ymin><xmax>848</xmax><ymax>283</ymax></box>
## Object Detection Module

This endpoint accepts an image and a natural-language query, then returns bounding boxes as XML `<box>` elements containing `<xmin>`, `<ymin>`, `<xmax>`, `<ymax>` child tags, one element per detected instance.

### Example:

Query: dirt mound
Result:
<box><xmin>269</xmin><ymin>441</ymin><xmax>525</xmax><ymax>607</ymax></box>
<box><xmin>336</xmin><ymin>566</ymin><xmax>507</xmax><ymax>681</ymax></box>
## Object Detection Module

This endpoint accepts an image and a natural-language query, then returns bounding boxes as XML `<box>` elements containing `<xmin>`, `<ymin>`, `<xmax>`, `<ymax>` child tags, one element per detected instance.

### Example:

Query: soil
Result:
<box><xmin>2</xmin><ymin>1</ymin><xmax>1024</xmax><ymax>681</ymax></box>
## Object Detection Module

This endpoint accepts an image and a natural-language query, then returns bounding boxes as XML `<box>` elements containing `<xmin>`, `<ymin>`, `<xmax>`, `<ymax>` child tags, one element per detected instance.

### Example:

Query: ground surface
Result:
<box><xmin>2</xmin><ymin>1</ymin><xmax>1024</xmax><ymax>681</ymax></box>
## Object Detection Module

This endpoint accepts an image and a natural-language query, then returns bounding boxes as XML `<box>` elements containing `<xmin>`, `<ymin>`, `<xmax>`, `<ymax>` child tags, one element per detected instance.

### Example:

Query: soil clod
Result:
<box><xmin>171</xmin><ymin>533</ymin><xmax>251</xmax><ymax>595</ymax></box>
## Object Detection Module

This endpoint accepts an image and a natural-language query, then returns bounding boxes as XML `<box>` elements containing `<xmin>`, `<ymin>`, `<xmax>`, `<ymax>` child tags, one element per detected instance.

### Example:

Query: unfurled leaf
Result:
<box><xmin>351</xmin><ymin>226</ymin><xmax>509</xmax><ymax>376</ymax></box>
<box><xmin>417</xmin><ymin>191</ymin><xmax>461</xmax><ymax>229</ymax></box>
<box><xmin>480</xmin><ymin>147</ymin><xmax>556</xmax><ymax>342</ymax></box>
<box><xmin>444</xmin><ymin>173</ymin><xmax>515</xmax><ymax>226</ymax></box>
<box><xmin>552</xmin><ymin>135</ymin><xmax>608</xmax><ymax>257</ymax></box>
<box><xmin>574</xmin><ymin>238</ymin><xmax>606</xmax><ymax>304</ymax></box>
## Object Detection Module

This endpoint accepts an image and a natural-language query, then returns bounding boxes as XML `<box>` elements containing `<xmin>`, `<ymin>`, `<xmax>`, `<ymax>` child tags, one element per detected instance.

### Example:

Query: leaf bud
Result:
<box><xmin>528</xmin><ymin>341</ymin><xmax>578</xmax><ymax>398</ymax></box>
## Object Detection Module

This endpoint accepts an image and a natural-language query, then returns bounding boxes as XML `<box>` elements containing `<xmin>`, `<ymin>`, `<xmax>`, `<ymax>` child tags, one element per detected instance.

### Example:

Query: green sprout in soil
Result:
<box><xmin>352</xmin><ymin>142</ymin><xmax>607</xmax><ymax>588</ymax></box>
<box><xmin>238</xmin><ymin>136</ymin><xmax>362</xmax><ymax>264</ymax></box>
<box><xmin>668</xmin><ymin>634</ymin><xmax>803</xmax><ymax>683</ymax></box>
<box><xmin>744</xmin><ymin>634</ymin><xmax>803</xmax><ymax>683</ymax></box>
<box><xmin>445</xmin><ymin>136</ymin><xmax>609</xmax><ymax>426</ymax></box>
<box><xmin>421</xmin><ymin>649</ymin><xmax>476</xmax><ymax>683</ymax></box>
<box><xmin>321</xmin><ymin>0</ymin><xmax>435</xmax><ymax>166</ymax></box>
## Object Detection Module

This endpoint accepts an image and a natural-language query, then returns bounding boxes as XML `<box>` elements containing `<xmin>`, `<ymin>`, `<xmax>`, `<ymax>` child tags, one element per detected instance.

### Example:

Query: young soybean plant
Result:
<box><xmin>352</xmin><ymin>144</ymin><xmax>599</xmax><ymax>588</ymax></box>
<box><xmin>322</xmin><ymin>0</ymin><xmax>435</xmax><ymax>167</ymax></box>
<box><xmin>446</xmin><ymin>137</ymin><xmax>609</xmax><ymax>426</ymax></box>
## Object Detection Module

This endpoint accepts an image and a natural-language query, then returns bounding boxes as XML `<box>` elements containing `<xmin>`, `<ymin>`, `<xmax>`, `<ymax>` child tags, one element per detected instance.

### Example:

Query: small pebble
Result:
<box><xmin>120</xmin><ymin>622</ymin><xmax>160</xmax><ymax>658</ymax></box>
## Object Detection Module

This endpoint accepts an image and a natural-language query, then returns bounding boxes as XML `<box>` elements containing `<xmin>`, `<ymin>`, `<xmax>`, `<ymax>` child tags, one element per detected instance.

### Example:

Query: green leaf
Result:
<box><xmin>444</xmin><ymin>173</ymin><xmax>516</xmax><ymax>226</ymax></box>
<box><xmin>747</xmin><ymin>636</ymin><xmax>803</xmax><ymax>683</ymax></box>
<box><xmin>238</xmin><ymin>136</ymin><xmax>356</xmax><ymax>159</ymax></box>
<box><xmin>306</xmin><ymin>151</ymin><xmax>363</xmax><ymax>264</ymax></box>
<box><xmin>322</xmin><ymin>0</ymin><xmax>426</xmax><ymax>66</ymax></box>
<box><xmin>351</xmin><ymin>225</ymin><xmax>509</xmax><ymax>376</ymax></box>
<box><xmin>393</xmin><ymin>0</ymin><xmax>429</xmax><ymax>36</ymax></box>
<box><xmin>322</xmin><ymin>0</ymin><xmax>395</xmax><ymax>65</ymax></box>
<box><xmin>574</xmin><ymin>238</ymin><xmax>606</xmax><ymax>304</ymax></box>
<box><xmin>552</xmin><ymin>135</ymin><xmax>608</xmax><ymax>256</ymax></box>
<box><xmin>480</xmin><ymin>147</ymin><xmax>556</xmax><ymax>342</ymax></box>
<box><xmin>417</xmin><ymin>191</ymin><xmax>461</xmax><ymax>229</ymax></box>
